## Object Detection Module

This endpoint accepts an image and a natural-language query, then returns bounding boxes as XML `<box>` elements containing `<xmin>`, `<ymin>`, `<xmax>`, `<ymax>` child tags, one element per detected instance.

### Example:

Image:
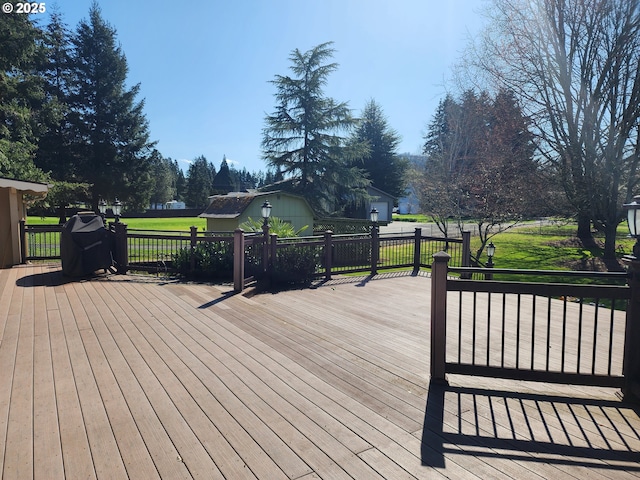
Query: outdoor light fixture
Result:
<box><xmin>261</xmin><ymin>200</ymin><xmax>272</xmax><ymax>225</ymax></box>
<box><xmin>112</xmin><ymin>198</ymin><xmax>122</xmax><ymax>223</ymax></box>
<box><xmin>487</xmin><ymin>241</ymin><xmax>496</xmax><ymax>262</ymax></box>
<box><xmin>624</xmin><ymin>195</ymin><xmax>640</xmax><ymax>258</ymax></box>
<box><xmin>98</xmin><ymin>199</ymin><xmax>107</xmax><ymax>226</ymax></box>
<box><xmin>370</xmin><ymin>207</ymin><xmax>379</xmax><ymax>224</ymax></box>
<box><xmin>485</xmin><ymin>241</ymin><xmax>496</xmax><ymax>280</ymax></box>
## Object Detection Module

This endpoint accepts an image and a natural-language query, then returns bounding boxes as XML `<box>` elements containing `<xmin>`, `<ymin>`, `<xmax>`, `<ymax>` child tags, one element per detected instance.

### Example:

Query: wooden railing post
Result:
<box><xmin>461</xmin><ymin>230</ymin><xmax>471</xmax><ymax>279</ymax></box>
<box><xmin>623</xmin><ymin>257</ymin><xmax>640</xmax><ymax>402</ymax></box>
<box><xmin>114</xmin><ymin>222</ymin><xmax>128</xmax><ymax>274</ymax></box>
<box><xmin>262</xmin><ymin>223</ymin><xmax>270</xmax><ymax>273</ymax></box>
<box><xmin>270</xmin><ymin>233</ymin><xmax>277</xmax><ymax>273</ymax></box>
<box><xmin>324</xmin><ymin>230</ymin><xmax>333</xmax><ymax>280</ymax></box>
<box><xmin>371</xmin><ymin>224</ymin><xmax>379</xmax><ymax>275</ymax></box>
<box><xmin>19</xmin><ymin>219</ymin><xmax>27</xmax><ymax>264</ymax></box>
<box><xmin>430</xmin><ymin>251</ymin><xmax>450</xmax><ymax>383</ymax></box>
<box><xmin>190</xmin><ymin>226</ymin><xmax>198</xmax><ymax>274</ymax></box>
<box><xmin>233</xmin><ymin>229</ymin><xmax>245</xmax><ymax>292</ymax></box>
<box><xmin>413</xmin><ymin>227</ymin><xmax>422</xmax><ymax>274</ymax></box>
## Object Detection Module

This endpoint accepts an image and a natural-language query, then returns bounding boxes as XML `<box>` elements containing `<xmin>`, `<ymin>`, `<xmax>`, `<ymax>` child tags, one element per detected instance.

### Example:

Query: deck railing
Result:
<box><xmin>22</xmin><ymin>223</ymin><xmax>469</xmax><ymax>286</ymax></box>
<box><xmin>429</xmin><ymin>252</ymin><xmax>636</xmax><ymax>393</ymax></box>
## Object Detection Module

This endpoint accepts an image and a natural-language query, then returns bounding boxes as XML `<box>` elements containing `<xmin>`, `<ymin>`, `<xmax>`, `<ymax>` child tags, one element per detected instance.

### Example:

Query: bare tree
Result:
<box><xmin>420</xmin><ymin>89</ymin><xmax>538</xmax><ymax>258</ymax></box>
<box><xmin>463</xmin><ymin>0</ymin><xmax>640</xmax><ymax>262</ymax></box>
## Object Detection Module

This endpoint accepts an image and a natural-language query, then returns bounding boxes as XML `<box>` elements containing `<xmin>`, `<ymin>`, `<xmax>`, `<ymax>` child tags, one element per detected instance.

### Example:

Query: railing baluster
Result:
<box><xmin>546</xmin><ymin>296</ymin><xmax>552</xmax><ymax>371</ymax></box>
<box><xmin>577</xmin><ymin>299</ymin><xmax>584</xmax><ymax>374</ymax></box>
<box><xmin>516</xmin><ymin>294</ymin><xmax>521</xmax><ymax>369</ymax></box>
<box><xmin>472</xmin><ymin>291</ymin><xmax>477</xmax><ymax>365</ymax></box>
<box><xmin>561</xmin><ymin>297</ymin><xmax>568</xmax><ymax>373</ymax></box>
<box><xmin>531</xmin><ymin>294</ymin><xmax>536</xmax><ymax>370</ymax></box>
<box><xmin>486</xmin><ymin>292</ymin><xmax>491</xmax><ymax>366</ymax></box>
<box><xmin>501</xmin><ymin>293</ymin><xmax>506</xmax><ymax>368</ymax></box>
<box><xmin>458</xmin><ymin>291</ymin><xmax>463</xmax><ymax>364</ymax></box>
<box><xmin>592</xmin><ymin>299</ymin><xmax>600</xmax><ymax>375</ymax></box>
<box><xmin>608</xmin><ymin>299</ymin><xmax>616</xmax><ymax>377</ymax></box>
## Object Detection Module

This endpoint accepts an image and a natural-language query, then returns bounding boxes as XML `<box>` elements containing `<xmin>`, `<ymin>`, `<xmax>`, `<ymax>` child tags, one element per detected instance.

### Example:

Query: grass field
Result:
<box><xmin>27</xmin><ymin>216</ymin><xmax>208</xmax><ymax>231</ymax></box>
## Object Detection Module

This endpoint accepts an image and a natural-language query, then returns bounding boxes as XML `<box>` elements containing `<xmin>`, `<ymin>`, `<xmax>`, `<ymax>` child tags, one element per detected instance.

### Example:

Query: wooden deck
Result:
<box><xmin>1</xmin><ymin>264</ymin><xmax>639</xmax><ymax>479</ymax></box>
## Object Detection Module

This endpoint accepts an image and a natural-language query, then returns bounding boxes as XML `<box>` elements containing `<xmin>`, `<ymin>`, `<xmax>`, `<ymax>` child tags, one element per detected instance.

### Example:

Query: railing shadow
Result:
<box><xmin>422</xmin><ymin>379</ymin><xmax>640</xmax><ymax>471</ymax></box>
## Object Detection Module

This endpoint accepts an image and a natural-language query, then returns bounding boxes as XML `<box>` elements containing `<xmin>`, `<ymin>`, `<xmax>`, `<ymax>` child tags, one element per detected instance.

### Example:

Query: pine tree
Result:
<box><xmin>0</xmin><ymin>10</ymin><xmax>48</xmax><ymax>182</ymax></box>
<box><xmin>211</xmin><ymin>156</ymin><xmax>234</xmax><ymax>194</ymax></box>
<box><xmin>35</xmin><ymin>8</ymin><xmax>75</xmax><ymax>181</ymax></box>
<box><xmin>68</xmin><ymin>2</ymin><xmax>154</xmax><ymax>210</ymax></box>
<box><xmin>185</xmin><ymin>155</ymin><xmax>215</xmax><ymax>208</ymax></box>
<box><xmin>352</xmin><ymin>99</ymin><xmax>406</xmax><ymax>198</ymax></box>
<box><xmin>262</xmin><ymin>42</ymin><xmax>368</xmax><ymax>214</ymax></box>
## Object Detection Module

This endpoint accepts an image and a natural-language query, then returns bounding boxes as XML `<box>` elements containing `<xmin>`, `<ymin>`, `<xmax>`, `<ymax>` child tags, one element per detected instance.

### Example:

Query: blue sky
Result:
<box><xmin>42</xmin><ymin>0</ymin><xmax>487</xmax><ymax>173</ymax></box>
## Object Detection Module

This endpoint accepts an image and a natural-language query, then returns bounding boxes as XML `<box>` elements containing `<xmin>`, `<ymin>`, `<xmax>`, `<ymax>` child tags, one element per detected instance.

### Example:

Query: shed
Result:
<box><xmin>366</xmin><ymin>186</ymin><xmax>395</xmax><ymax>222</ymax></box>
<box><xmin>0</xmin><ymin>177</ymin><xmax>49</xmax><ymax>268</ymax></box>
<box><xmin>200</xmin><ymin>191</ymin><xmax>315</xmax><ymax>235</ymax></box>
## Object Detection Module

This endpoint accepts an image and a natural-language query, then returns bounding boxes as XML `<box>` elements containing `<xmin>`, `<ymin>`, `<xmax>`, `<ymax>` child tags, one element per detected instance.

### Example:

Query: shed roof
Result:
<box><xmin>0</xmin><ymin>177</ymin><xmax>49</xmax><ymax>197</ymax></box>
<box><xmin>199</xmin><ymin>191</ymin><xmax>314</xmax><ymax>219</ymax></box>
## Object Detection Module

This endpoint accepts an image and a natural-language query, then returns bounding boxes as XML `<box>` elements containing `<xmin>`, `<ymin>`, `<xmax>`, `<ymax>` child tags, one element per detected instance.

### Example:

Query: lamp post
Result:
<box><xmin>622</xmin><ymin>196</ymin><xmax>640</xmax><ymax>402</ymax></box>
<box><xmin>261</xmin><ymin>200</ymin><xmax>272</xmax><ymax>273</ymax></box>
<box><xmin>370</xmin><ymin>207</ymin><xmax>379</xmax><ymax>275</ymax></box>
<box><xmin>112</xmin><ymin>198</ymin><xmax>122</xmax><ymax>223</ymax></box>
<box><xmin>624</xmin><ymin>195</ymin><xmax>640</xmax><ymax>258</ymax></box>
<box><xmin>98</xmin><ymin>199</ymin><xmax>107</xmax><ymax>226</ymax></box>
<box><xmin>486</xmin><ymin>241</ymin><xmax>495</xmax><ymax>280</ymax></box>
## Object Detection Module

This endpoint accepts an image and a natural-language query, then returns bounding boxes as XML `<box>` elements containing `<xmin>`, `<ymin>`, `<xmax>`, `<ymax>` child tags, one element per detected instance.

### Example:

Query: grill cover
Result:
<box><xmin>60</xmin><ymin>213</ymin><xmax>113</xmax><ymax>276</ymax></box>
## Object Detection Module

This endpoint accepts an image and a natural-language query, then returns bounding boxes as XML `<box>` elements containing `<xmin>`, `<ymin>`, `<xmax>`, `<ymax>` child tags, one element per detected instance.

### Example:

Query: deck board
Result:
<box><xmin>0</xmin><ymin>265</ymin><xmax>639</xmax><ymax>479</ymax></box>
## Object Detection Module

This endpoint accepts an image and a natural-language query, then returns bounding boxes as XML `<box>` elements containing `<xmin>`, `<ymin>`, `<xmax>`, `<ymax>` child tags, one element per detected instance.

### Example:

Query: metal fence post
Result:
<box><xmin>623</xmin><ymin>257</ymin><xmax>640</xmax><ymax>402</ymax></box>
<box><xmin>233</xmin><ymin>229</ymin><xmax>245</xmax><ymax>292</ymax></box>
<box><xmin>461</xmin><ymin>230</ymin><xmax>471</xmax><ymax>279</ymax></box>
<box><xmin>430</xmin><ymin>251</ymin><xmax>450</xmax><ymax>382</ymax></box>
<box><xmin>190</xmin><ymin>225</ymin><xmax>197</xmax><ymax>274</ymax></box>
<box><xmin>114</xmin><ymin>222</ymin><xmax>128</xmax><ymax>274</ymax></box>
<box><xmin>324</xmin><ymin>230</ymin><xmax>333</xmax><ymax>280</ymax></box>
<box><xmin>19</xmin><ymin>219</ymin><xmax>27</xmax><ymax>264</ymax></box>
<box><xmin>413</xmin><ymin>227</ymin><xmax>422</xmax><ymax>274</ymax></box>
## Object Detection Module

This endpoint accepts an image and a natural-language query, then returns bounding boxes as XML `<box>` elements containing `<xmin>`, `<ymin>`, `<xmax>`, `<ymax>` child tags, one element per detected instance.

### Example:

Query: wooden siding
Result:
<box><xmin>1</xmin><ymin>265</ymin><xmax>639</xmax><ymax>479</ymax></box>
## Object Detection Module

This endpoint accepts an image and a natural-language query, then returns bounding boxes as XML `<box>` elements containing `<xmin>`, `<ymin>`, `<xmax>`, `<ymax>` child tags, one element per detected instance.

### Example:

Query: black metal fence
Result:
<box><xmin>21</xmin><ymin>223</ymin><xmax>471</xmax><ymax>288</ymax></box>
<box><xmin>20</xmin><ymin>222</ymin><xmax>62</xmax><ymax>261</ymax></box>
<box><xmin>430</xmin><ymin>255</ymin><xmax>631</xmax><ymax>388</ymax></box>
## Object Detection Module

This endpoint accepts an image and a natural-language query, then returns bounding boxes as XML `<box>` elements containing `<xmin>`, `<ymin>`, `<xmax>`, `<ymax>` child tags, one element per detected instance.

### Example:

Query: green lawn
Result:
<box><xmin>27</xmin><ymin>216</ymin><xmax>207</xmax><ymax>231</ymax></box>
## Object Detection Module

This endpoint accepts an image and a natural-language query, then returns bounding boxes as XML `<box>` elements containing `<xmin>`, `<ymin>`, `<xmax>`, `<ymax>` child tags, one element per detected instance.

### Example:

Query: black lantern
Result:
<box><xmin>261</xmin><ymin>200</ymin><xmax>272</xmax><ymax>224</ymax></box>
<box><xmin>370</xmin><ymin>207</ymin><xmax>379</xmax><ymax>224</ymax></box>
<box><xmin>487</xmin><ymin>241</ymin><xmax>496</xmax><ymax>265</ymax></box>
<box><xmin>112</xmin><ymin>198</ymin><xmax>122</xmax><ymax>223</ymax></box>
<box><xmin>624</xmin><ymin>195</ymin><xmax>640</xmax><ymax>258</ymax></box>
<box><xmin>98</xmin><ymin>199</ymin><xmax>107</xmax><ymax>226</ymax></box>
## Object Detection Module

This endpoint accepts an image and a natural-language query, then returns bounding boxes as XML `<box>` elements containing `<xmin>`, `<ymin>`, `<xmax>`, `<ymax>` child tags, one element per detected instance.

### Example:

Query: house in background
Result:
<box><xmin>200</xmin><ymin>191</ymin><xmax>315</xmax><ymax>235</ymax></box>
<box><xmin>366</xmin><ymin>186</ymin><xmax>395</xmax><ymax>222</ymax></box>
<box><xmin>0</xmin><ymin>177</ymin><xmax>49</xmax><ymax>268</ymax></box>
<box><xmin>397</xmin><ymin>186</ymin><xmax>421</xmax><ymax>214</ymax></box>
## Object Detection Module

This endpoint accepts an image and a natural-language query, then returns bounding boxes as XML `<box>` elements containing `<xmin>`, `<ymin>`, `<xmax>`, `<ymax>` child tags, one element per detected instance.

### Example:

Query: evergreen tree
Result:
<box><xmin>0</xmin><ymin>9</ymin><xmax>48</xmax><ymax>182</ymax></box>
<box><xmin>352</xmin><ymin>99</ymin><xmax>407</xmax><ymax>198</ymax></box>
<box><xmin>211</xmin><ymin>156</ymin><xmax>234</xmax><ymax>194</ymax></box>
<box><xmin>185</xmin><ymin>155</ymin><xmax>215</xmax><ymax>208</ymax></box>
<box><xmin>262</xmin><ymin>41</ymin><xmax>368</xmax><ymax>214</ymax></box>
<box><xmin>148</xmin><ymin>150</ymin><xmax>175</xmax><ymax>208</ymax></box>
<box><xmin>68</xmin><ymin>2</ymin><xmax>154</xmax><ymax>210</ymax></box>
<box><xmin>35</xmin><ymin>8</ymin><xmax>75</xmax><ymax>181</ymax></box>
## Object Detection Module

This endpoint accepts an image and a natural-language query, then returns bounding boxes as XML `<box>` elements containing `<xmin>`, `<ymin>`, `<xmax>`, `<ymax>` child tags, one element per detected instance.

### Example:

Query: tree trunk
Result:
<box><xmin>576</xmin><ymin>213</ymin><xmax>596</xmax><ymax>247</ymax></box>
<box><xmin>603</xmin><ymin>222</ymin><xmax>623</xmax><ymax>271</ymax></box>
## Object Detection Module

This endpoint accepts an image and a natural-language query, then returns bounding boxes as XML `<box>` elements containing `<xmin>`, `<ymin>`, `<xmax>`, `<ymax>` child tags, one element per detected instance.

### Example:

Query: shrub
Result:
<box><xmin>270</xmin><ymin>245</ymin><xmax>321</xmax><ymax>286</ymax></box>
<box><xmin>173</xmin><ymin>240</ymin><xmax>234</xmax><ymax>280</ymax></box>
